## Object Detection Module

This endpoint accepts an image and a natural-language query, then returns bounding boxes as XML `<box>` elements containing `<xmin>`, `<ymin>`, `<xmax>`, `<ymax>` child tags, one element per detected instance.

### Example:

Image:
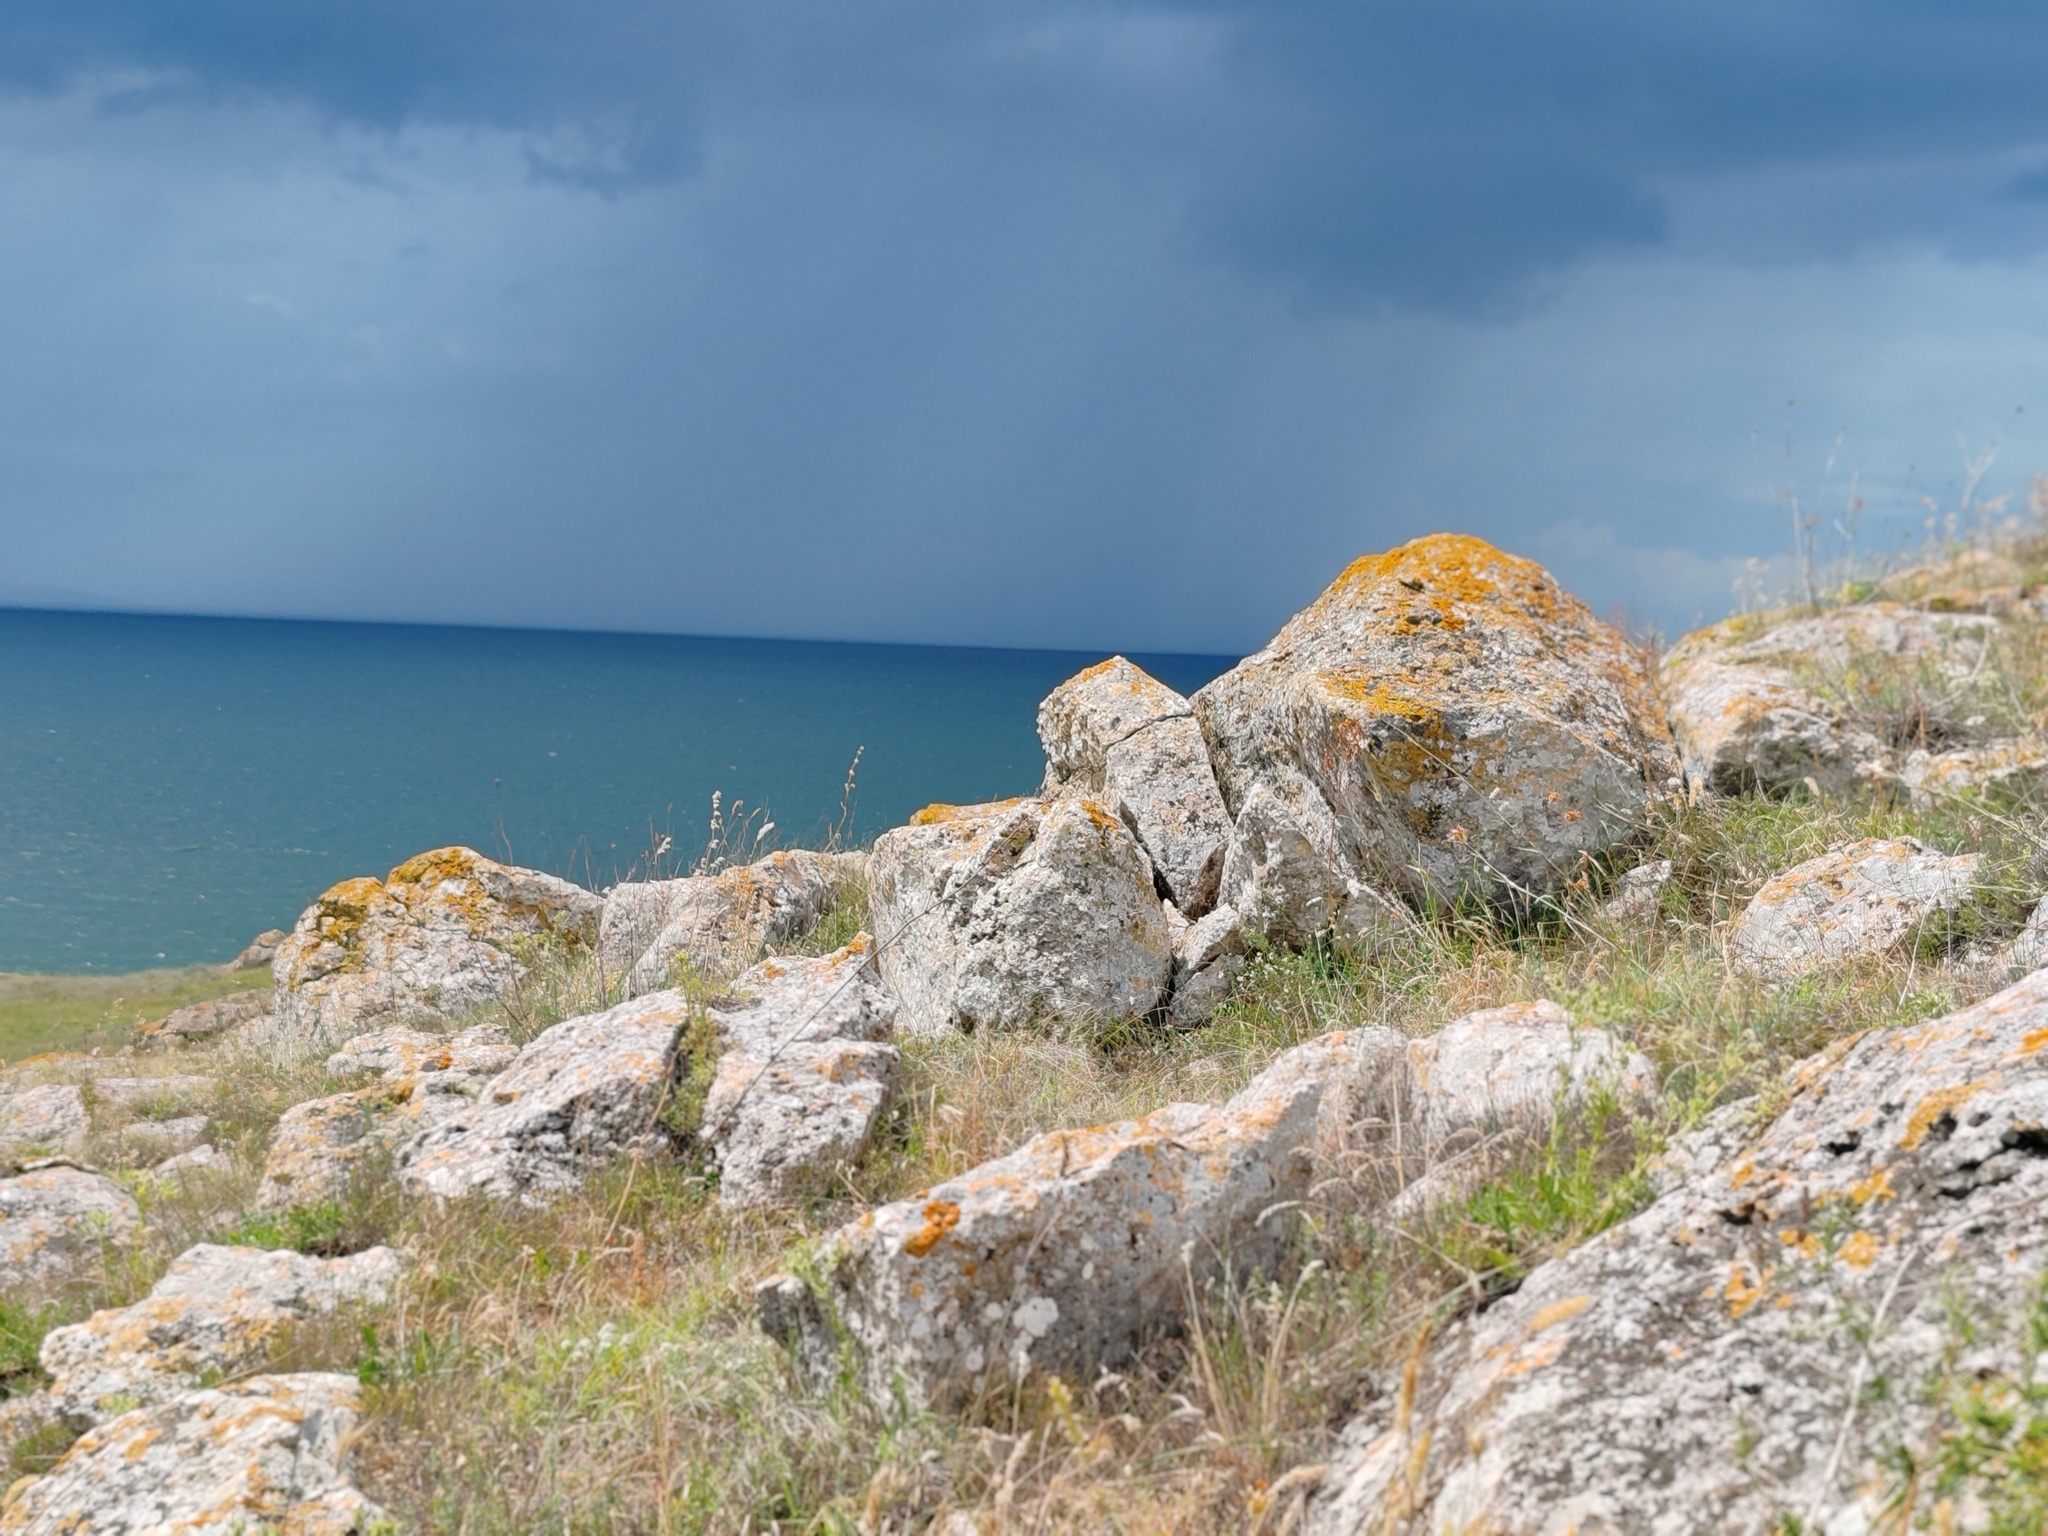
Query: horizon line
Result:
<box><xmin>0</xmin><ymin>601</ymin><xmax>1243</xmax><ymax>665</ymax></box>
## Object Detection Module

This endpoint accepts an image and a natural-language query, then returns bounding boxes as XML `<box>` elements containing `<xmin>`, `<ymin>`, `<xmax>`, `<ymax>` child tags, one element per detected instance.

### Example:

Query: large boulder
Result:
<box><xmin>760</xmin><ymin>1032</ymin><xmax>1373</xmax><ymax>1410</ymax></box>
<box><xmin>1193</xmin><ymin>535</ymin><xmax>1677</xmax><ymax>924</ymax></box>
<box><xmin>1663</xmin><ymin>603</ymin><xmax>2003</xmax><ymax>799</ymax></box>
<box><xmin>0</xmin><ymin>1372</ymin><xmax>379</xmax><ymax>1535</ymax></box>
<box><xmin>868</xmin><ymin>797</ymin><xmax>1175</xmax><ymax>1035</ymax></box>
<box><xmin>1037</xmin><ymin>657</ymin><xmax>1233</xmax><ymax>916</ymax></box>
<box><xmin>0</xmin><ymin>1087</ymin><xmax>87</xmax><ymax>1162</ymax></box>
<box><xmin>599</xmin><ymin>849</ymin><xmax>847</xmax><ymax>994</ymax></box>
<box><xmin>1309</xmin><ymin>967</ymin><xmax>2048</xmax><ymax>1536</ymax></box>
<box><xmin>40</xmin><ymin>1243</ymin><xmax>403</xmax><ymax>1426</ymax></box>
<box><xmin>1728</xmin><ymin>837</ymin><xmax>1978</xmax><ymax>980</ymax></box>
<box><xmin>397</xmin><ymin>990</ymin><xmax>691</xmax><ymax>1203</ymax></box>
<box><xmin>699</xmin><ymin>937</ymin><xmax>900</xmax><ymax>1208</ymax></box>
<box><xmin>268</xmin><ymin>846</ymin><xmax>602</xmax><ymax>1057</ymax></box>
<box><xmin>0</xmin><ymin>1166</ymin><xmax>139</xmax><ymax>1297</ymax></box>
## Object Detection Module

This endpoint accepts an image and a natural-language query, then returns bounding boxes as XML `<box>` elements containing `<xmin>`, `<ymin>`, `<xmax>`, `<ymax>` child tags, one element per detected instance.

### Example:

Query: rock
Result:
<box><xmin>0</xmin><ymin>1372</ymin><xmax>379</xmax><ymax>1535</ymax></box>
<box><xmin>152</xmin><ymin>1144</ymin><xmax>224</xmax><ymax>1180</ymax></box>
<box><xmin>1166</xmin><ymin>904</ymin><xmax>1246</xmax><ymax>1027</ymax></box>
<box><xmin>112</xmin><ymin>1115</ymin><xmax>209</xmax><ymax>1168</ymax></box>
<box><xmin>1663</xmin><ymin>603</ymin><xmax>2005</xmax><ymax>799</ymax></box>
<box><xmin>268</xmin><ymin>846</ymin><xmax>603</xmax><ymax>1058</ymax></box>
<box><xmin>1728</xmin><ymin>837</ymin><xmax>1978</xmax><ymax>979</ymax></box>
<box><xmin>133</xmin><ymin>989</ymin><xmax>270</xmax><ymax>1050</ymax></box>
<box><xmin>1374</xmin><ymin>1002</ymin><xmax>1652</xmax><ymax>1223</ymax></box>
<box><xmin>90</xmin><ymin>1074</ymin><xmax>218</xmax><ymax>1114</ymax></box>
<box><xmin>1899</xmin><ymin>735</ymin><xmax>2048</xmax><ymax>805</ymax></box>
<box><xmin>1402</xmin><ymin>1000</ymin><xmax>1652</xmax><ymax>1142</ymax></box>
<box><xmin>1307</xmin><ymin>966</ymin><xmax>2048</xmax><ymax>1536</ymax></box>
<box><xmin>762</xmin><ymin>1031</ymin><xmax>1373</xmax><ymax>1410</ymax></box>
<box><xmin>869</xmin><ymin>797</ymin><xmax>1174</xmax><ymax>1036</ymax></box>
<box><xmin>1037</xmin><ymin>657</ymin><xmax>1233</xmax><ymax>915</ymax></box>
<box><xmin>1875</xmin><ymin>545</ymin><xmax>2029</xmax><ymax>610</ymax></box>
<box><xmin>1660</xmin><ymin>654</ymin><xmax>1890</xmax><ymax>799</ymax></box>
<box><xmin>699</xmin><ymin>938</ymin><xmax>900</xmax><ymax>1207</ymax></box>
<box><xmin>1597</xmin><ymin>858</ymin><xmax>1673</xmax><ymax>926</ymax></box>
<box><xmin>257</xmin><ymin>1074</ymin><xmax>483</xmax><ymax>1209</ymax></box>
<box><xmin>599</xmin><ymin>849</ymin><xmax>846</xmax><ymax>995</ymax></box>
<box><xmin>0</xmin><ymin>1166</ymin><xmax>140</xmax><ymax>1297</ymax></box>
<box><xmin>0</xmin><ymin>1088</ymin><xmax>87</xmax><ymax>1162</ymax></box>
<box><xmin>40</xmin><ymin>1243</ymin><xmax>403</xmax><ymax>1426</ymax></box>
<box><xmin>397</xmin><ymin>990</ymin><xmax>691</xmax><ymax>1203</ymax></box>
<box><xmin>324</xmin><ymin>1021</ymin><xmax>517</xmax><ymax>1081</ymax></box>
<box><xmin>1193</xmin><ymin>535</ymin><xmax>1677</xmax><ymax>921</ymax></box>
<box><xmin>2005</xmin><ymin>893</ymin><xmax>2048</xmax><ymax>975</ymax></box>
<box><xmin>224</xmin><ymin>927</ymin><xmax>289</xmax><ymax>972</ymax></box>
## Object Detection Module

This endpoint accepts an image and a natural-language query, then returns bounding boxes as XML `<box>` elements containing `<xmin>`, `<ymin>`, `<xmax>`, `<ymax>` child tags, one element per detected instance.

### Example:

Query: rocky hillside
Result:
<box><xmin>5</xmin><ymin>530</ymin><xmax>2048</xmax><ymax>1532</ymax></box>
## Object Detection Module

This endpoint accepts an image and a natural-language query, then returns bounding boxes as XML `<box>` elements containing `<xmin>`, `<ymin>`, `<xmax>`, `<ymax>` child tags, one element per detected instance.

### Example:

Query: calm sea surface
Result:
<box><xmin>0</xmin><ymin>609</ymin><xmax>1232</xmax><ymax>973</ymax></box>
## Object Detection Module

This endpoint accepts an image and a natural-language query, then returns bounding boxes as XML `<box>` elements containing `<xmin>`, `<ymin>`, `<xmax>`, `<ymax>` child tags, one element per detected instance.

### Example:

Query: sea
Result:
<box><xmin>0</xmin><ymin>608</ymin><xmax>1233</xmax><ymax>974</ymax></box>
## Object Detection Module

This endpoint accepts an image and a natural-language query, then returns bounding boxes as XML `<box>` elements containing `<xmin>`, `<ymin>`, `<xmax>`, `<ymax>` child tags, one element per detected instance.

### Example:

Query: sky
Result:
<box><xmin>5</xmin><ymin>2</ymin><xmax>2048</xmax><ymax>653</ymax></box>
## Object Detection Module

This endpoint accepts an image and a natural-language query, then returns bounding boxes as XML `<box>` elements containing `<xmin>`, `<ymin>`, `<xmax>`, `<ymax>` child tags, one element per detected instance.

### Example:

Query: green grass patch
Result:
<box><xmin>0</xmin><ymin>965</ymin><xmax>267</xmax><ymax>1065</ymax></box>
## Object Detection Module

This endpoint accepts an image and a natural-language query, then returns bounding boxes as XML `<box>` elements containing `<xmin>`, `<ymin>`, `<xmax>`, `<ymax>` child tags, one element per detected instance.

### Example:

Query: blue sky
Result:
<box><xmin>4</xmin><ymin>1</ymin><xmax>2048</xmax><ymax>651</ymax></box>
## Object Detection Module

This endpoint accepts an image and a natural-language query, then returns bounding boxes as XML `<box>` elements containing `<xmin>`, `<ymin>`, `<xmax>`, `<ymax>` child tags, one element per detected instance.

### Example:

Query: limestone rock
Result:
<box><xmin>1373</xmin><ymin>1003</ymin><xmax>1652</xmax><ymax>1222</ymax></box>
<box><xmin>257</xmin><ymin>1076</ymin><xmax>475</xmax><ymax>1209</ymax></box>
<box><xmin>0</xmin><ymin>1166</ymin><xmax>139</xmax><ymax>1297</ymax></box>
<box><xmin>268</xmin><ymin>846</ymin><xmax>602</xmax><ymax>1057</ymax></box>
<box><xmin>90</xmin><ymin>1074</ymin><xmax>218</xmax><ymax>1114</ymax></box>
<box><xmin>1166</xmin><ymin>903</ymin><xmax>1246</xmax><ymax>1028</ymax></box>
<box><xmin>701</xmin><ymin>938</ymin><xmax>899</xmax><ymax>1207</ymax></box>
<box><xmin>1194</xmin><ymin>535</ymin><xmax>1677</xmax><ymax>919</ymax></box>
<box><xmin>397</xmin><ymin>990</ymin><xmax>690</xmax><ymax>1203</ymax></box>
<box><xmin>600</xmin><ymin>849</ymin><xmax>846</xmax><ymax>994</ymax></box>
<box><xmin>324</xmin><ymin>1021</ymin><xmax>517</xmax><ymax>1081</ymax></box>
<box><xmin>1661</xmin><ymin>655</ymin><xmax>1889</xmax><ymax>799</ymax></box>
<box><xmin>1663</xmin><ymin>604</ymin><xmax>2003</xmax><ymax>799</ymax></box>
<box><xmin>1037</xmin><ymin>657</ymin><xmax>1233</xmax><ymax>915</ymax></box>
<box><xmin>0</xmin><ymin>1088</ymin><xmax>87</xmax><ymax>1162</ymax></box>
<box><xmin>40</xmin><ymin>1243</ymin><xmax>403</xmax><ymax>1426</ymax></box>
<box><xmin>112</xmin><ymin>1115</ymin><xmax>209</xmax><ymax>1168</ymax></box>
<box><xmin>868</xmin><ymin>797</ymin><xmax>1174</xmax><ymax>1036</ymax></box>
<box><xmin>133</xmin><ymin>989</ymin><xmax>270</xmax><ymax>1050</ymax></box>
<box><xmin>2005</xmin><ymin>892</ymin><xmax>2048</xmax><ymax>974</ymax></box>
<box><xmin>1402</xmin><ymin>999</ymin><xmax>1652</xmax><ymax>1142</ymax></box>
<box><xmin>763</xmin><ymin>1031</ymin><xmax>1373</xmax><ymax>1410</ymax></box>
<box><xmin>225</xmin><ymin>927</ymin><xmax>289</xmax><ymax>972</ymax></box>
<box><xmin>1597</xmin><ymin>858</ymin><xmax>1673</xmax><ymax>926</ymax></box>
<box><xmin>1308</xmin><ymin>967</ymin><xmax>2048</xmax><ymax>1536</ymax></box>
<box><xmin>1899</xmin><ymin>735</ymin><xmax>2048</xmax><ymax>805</ymax></box>
<box><xmin>1728</xmin><ymin>837</ymin><xmax>1978</xmax><ymax>979</ymax></box>
<box><xmin>0</xmin><ymin>1372</ymin><xmax>379</xmax><ymax>1535</ymax></box>
<box><xmin>152</xmin><ymin>1144</ymin><xmax>225</xmax><ymax>1181</ymax></box>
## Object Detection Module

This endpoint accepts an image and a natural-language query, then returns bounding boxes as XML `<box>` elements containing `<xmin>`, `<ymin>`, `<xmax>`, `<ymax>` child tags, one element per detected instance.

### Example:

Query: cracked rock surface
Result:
<box><xmin>1310</xmin><ymin>968</ymin><xmax>2048</xmax><ymax>1536</ymax></box>
<box><xmin>869</xmin><ymin>796</ymin><xmax>1173</xmax><ymax>1036</ymax></box>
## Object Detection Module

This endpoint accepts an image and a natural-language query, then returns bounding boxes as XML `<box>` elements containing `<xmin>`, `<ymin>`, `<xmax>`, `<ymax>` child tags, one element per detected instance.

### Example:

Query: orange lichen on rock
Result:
<box><xmin>903</xmin><ymin>1200</ymin><xmax>961</xmax><ymax>1258</ymax></box>
<box><xmin>909</xmin><ymin>798</ymin><xmax>1029</xmax><ymax>826</ymax></box>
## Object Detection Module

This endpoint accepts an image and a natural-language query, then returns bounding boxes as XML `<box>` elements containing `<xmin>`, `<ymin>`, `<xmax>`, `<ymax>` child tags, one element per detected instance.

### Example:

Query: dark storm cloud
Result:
<box><xmin>5</xmin><ymin>3</ymin><xmax>2048</xmax><ymax>651</ymax></box>
<box><xmin>8</xmin><ymin>2</ymin><xmax>2048</xmax><ymax>306</ymax></box>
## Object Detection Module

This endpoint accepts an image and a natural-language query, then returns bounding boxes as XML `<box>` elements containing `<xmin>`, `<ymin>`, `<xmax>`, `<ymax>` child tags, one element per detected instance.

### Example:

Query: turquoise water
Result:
<box><xmin>0</xmin><ymin>609</ymin><xmax>1232</xmax><ymax>973</ymax></box>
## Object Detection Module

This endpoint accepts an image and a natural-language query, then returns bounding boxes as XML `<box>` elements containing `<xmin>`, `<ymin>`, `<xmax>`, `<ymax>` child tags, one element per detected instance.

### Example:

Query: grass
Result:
<box><xmin>0</xmin><ymin>965</ymin><xmax>266</xmax><ymax>1065</ymax></box>
<box><xmin>13</xmin><ymin>557</ymin><xmax>2048</xmax><ymax>1531</ymax></box>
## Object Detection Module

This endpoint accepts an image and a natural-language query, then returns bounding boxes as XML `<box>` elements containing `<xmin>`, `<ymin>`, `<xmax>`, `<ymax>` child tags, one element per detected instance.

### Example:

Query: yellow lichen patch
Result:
<box><xmin>910</xmin><ymin>799</ymin><xmax>1028</xmax><ymax>827</ymax></box>
<box><xmin>388</xmin><ymin>845</ymin><xmax>493</xmax><ymax>889</ymax></box>
<box><xmin>1838</xmin><ymin>1231</ymin><xmax>1882</xmax><ymax>1270</ymax></box>
<box><xmin>1528</xmin><ymin>1294</ymin><xmax>1592</xmax><ymax>1335</ymax></box>
<box><xmin>903</xmin><ymin>1200</ymin><xmax>961</xmax><ymax>1258</ymax></box>
<box><xmin>1849</xmin><ymin>1167</ymin><xmax>1896</xmax><ymax>1206</ymax></box>
<box><xmin>2017</xmin><ymin>1026</ymin><xmax>2048</xmax><ymax>1058</ymax></box>
<box><xmin>1901</xmin><ymin>1079</ymin><xmax>2001</xmax><ymax>1150</ymax></box>
<box><xmin>1722</xmin><ymin>1261</ymin><xmax>1768</xmax><ymax>1319</ymax></box>
<box><xmin>1499</xmin><ymin>1338</ymin><xmax>1567</xmax><ymax>1379</ymax></box>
